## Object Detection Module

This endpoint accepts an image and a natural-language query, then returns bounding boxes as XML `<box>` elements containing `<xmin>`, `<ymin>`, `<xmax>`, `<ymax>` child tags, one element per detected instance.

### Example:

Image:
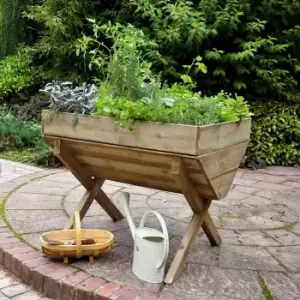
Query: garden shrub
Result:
<box><xmin>24</xmin><ymin>0</ymin><xmax>123</xmax><ymax>82</ymax></box>
<box><xmin>248</xmin><ymin>101</ymin><xmax>300</xmax><ymax>166</ymax></box>
<box><xmin>25</xmin><ymin>0</ymin><xmax>300</xmax><ymax>102</ymax></box>
<box><xmin>125</xmin><ymin>0</ymin><xmax>300</xmax><ymax>102</ymax></box>
<box><xmin>0</xmin><ymin>0</ymin><xmax>24</xmax><ymax>58</ymax></box>
<box><xmin>0</xmin><ymin>52</ymin><xmax>33</xmax><ymax>101</ymax></box>
<box><xmin>0</xmin><ymin>108</ymin><xmax>56</xmax><ymax>167</ymax></box>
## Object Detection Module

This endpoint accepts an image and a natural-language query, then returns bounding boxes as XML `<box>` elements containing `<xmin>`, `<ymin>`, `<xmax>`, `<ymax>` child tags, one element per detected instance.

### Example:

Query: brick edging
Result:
<box><xmin>0</xmin><ymin>229</ymin><xmax>174</xmax><ymax>299</ymax></box>
<box><xmin>0</xmin><ymin>169</ymin><xmax>175</xmax><ymax>300</ymax></box>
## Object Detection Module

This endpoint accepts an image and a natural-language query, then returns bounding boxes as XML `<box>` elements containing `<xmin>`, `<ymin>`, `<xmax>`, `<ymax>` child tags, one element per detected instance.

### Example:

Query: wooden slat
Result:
<box><xmin>82</xmin><ymin>165</ymin><xmax>217</xmax><ymax>199</ymax></box>
<box><xmin>43</xmin><ymin>111</ymin><xmax>251</xmax><ymax>156</ymax></box>
<box><xmin>43</xmin><ymin>111</ymin><xmax>199</xmax><ymax>155</ymax></box>
<box><xmin>210</xmin><ymin>169</ymin><xmax>237</xmax><ymax>199</ymax></box>
<box><xmin>197</xmin><ymin>119</ymin><xmax>251</xmax><ymax>155</ymax></box>
<box><xmin>75</xmin><ymin>154</ymin><xmax>209</xmax><ymax>186</ymax></box>
<box><xmin>199</xmin><ymin>141</ymin><xmax>249</xmax><ymax>179</ymax></box>
<box><xmin>48</xmin><ymin>135</ymin><xmax>203</xmax><ymax>173</ymax></box>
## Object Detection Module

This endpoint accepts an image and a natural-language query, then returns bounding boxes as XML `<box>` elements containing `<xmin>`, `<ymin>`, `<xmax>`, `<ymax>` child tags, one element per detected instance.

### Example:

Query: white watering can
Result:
<box><xmin>117</xmin><ymin>192</ymin><xmax>169</xmax><ymax>283</ymax></box>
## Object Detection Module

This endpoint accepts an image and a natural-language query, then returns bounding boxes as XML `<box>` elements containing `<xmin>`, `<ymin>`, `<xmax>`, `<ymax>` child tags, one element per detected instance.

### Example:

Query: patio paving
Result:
<box><xmin>0</xmin><ymin>159</ymin><xmax>300</xmax><ymax>299</ymax></box>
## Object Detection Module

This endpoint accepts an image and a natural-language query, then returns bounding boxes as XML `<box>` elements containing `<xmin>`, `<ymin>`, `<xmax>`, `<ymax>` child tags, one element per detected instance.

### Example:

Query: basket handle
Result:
<box><xmin>73</xmin><ymin>211</ymin><xmax>82</xmax><ymax>258</ymax></box>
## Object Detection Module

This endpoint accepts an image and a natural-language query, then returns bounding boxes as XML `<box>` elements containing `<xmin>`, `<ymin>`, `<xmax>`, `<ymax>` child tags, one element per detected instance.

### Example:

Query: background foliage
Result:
<box><xmin>248</xmin><ymin>101</ymin><xmax>300</xmax><ymax>166</ymax></box>
<box><xmin>0</xmin><ymin>0</ymin><xmax>300</xmax><ymax>166</ymax></box>
<box><xmin>0</xmin><ymin>108</ymin><xmax>56</xmax><ymax>166</ymax></box>
<box><xmin>0</xmin><ymin>0</ymin><xmax>24</xmax><ymax>58</ymax></box>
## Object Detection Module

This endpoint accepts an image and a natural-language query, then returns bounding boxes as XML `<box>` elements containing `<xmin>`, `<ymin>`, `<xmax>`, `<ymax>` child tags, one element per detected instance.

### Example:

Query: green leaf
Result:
<box><xmin>181</xmin><ymin>74</ymin><xmax>193</xmax><ymax>84</ymax></box>
<box><xmin>213</xmin><ymin>67</ymin><xmax>226</xmax><ymax>76</ymax></box>
<box><xmin>197</xmin><ymin>63</ymin><xmax>207</xmax><ymax>74</ymax></box>
<box><xmin>86</xmin><ymin>18</ymin><xmax>96</xmax><ymax>23</ymax></box>
<box><xmin>233</xmin><ymin>81</ymin><xmax>247</xmax><ymax>90</ymax></box>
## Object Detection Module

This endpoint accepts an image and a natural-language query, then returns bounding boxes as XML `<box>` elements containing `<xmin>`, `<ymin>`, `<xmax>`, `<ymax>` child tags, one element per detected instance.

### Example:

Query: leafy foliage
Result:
<box><xmin>92</xmin><ymin>25</ymin><xmax>252</xmax><ymax>129</ymax></box>
<box><xmin>248</xmin><ymin>101</ymin><xmax>300</xmax><ymax>165</ymax></box>
<box><xmin>0</xmin><ymin>52</ymin><xmax>33</xmax><ymax>101</ymax></box>
<box><xmin>122</xmin><ymin>0</ymin><xmax>300</xmax><ymax>102</ymax></box>
<box><xmin>0</xmin><ymin>108</ymin><xmax>55</xmax><ymax>166</ymax></box>
<box><xmin>0</xmin><ymin>0</ymin><xmax>25</xmax><ymax>58</ymax></box>
<box><xmin>40</xmin><ymin>81</ymin><xmax>97</xmax><ymax>115</ymax></box>
<box><xmin>24</xmin><ymin>0</ymin><xmax>125</xmax><ymax>82</ymax></box>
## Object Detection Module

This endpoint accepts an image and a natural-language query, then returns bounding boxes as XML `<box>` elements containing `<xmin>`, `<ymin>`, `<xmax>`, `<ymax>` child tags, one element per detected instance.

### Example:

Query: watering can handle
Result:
<box><xmin>140</xmin><ymin>211</ymin><xmax>169</xmax><ymax>269</ymax></box>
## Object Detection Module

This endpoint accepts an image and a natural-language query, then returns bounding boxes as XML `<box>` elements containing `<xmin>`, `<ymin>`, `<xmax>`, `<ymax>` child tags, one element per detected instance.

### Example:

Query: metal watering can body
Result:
<box><xmin>118</xmin><ymin>192</ymin><xmax>169</xmax><ymax>283</ymax></box>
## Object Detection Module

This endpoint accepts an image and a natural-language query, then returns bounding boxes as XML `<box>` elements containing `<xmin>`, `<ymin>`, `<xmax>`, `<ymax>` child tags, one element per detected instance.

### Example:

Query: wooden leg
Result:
<box><xmin>165</xmin><ymin>157</ymin><xmax>221</xmax><ymax>283</ymax></box>
<box><xmin>64</xmin><ymin>257</ymin><xmax>68</xmax><ymax>264</ymax></box>
<box><xmin>64</xmin><ymin>181</ymin><xmax>100</xmax><ymax>229</ymax></box>
<box><xmin>164</xmin><ymin>213</ymin><xmax>207</xmax><ymax>284</ymax></box>
<box><xmin>95</xmin><ymin>190</ymin><xmax>123</xmax><ymax>221</ymax></box>
<box><xmin>202</xmin><ymin>214</ymin><xmax>221</xmax><ymax>246</ymax></box>
<box><xmin>54</xmin><ymin>139</ymin><xmax>124</xmax><ymax>223</ymax></box>
<box><xmin>89</xmin><ymin>256</ymin><xmax>95</xmax><ymax>264</ymax></box>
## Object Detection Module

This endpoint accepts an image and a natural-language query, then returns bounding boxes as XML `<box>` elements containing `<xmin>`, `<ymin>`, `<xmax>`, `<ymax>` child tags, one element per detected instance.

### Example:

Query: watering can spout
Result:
<box><xmin>117</xmin><ymin>192</ymin><xmax>136</xmax><ymax>239</ymax></box>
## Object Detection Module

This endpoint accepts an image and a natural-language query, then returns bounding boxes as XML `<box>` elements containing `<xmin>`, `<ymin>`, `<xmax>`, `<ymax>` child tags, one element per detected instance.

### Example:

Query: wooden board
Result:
<box><xmin>42</xmin><ymin>111</ymin><xmax>251</xmax><ymax>156</ymax></box>
<box><xmin>45</xmin><ymin>136</ymin><xmax>248</xmax><ymax>200</ymax></box>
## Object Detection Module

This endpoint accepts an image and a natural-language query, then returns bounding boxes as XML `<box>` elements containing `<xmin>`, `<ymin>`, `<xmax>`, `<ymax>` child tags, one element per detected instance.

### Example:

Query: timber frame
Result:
<box><xmin>42</xmin><ymin>112</ymin><xmax>251</xmax><ymax>283</ymax></box>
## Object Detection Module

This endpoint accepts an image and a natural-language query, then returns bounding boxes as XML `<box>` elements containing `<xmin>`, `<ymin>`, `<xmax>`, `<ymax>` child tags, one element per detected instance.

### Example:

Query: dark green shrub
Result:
<box><xmin>248</xmin><ymin>101</ymin><xmax>300</xmax><ymax>166</ymax></box>
<box><xmin>0</xmin><ymin>0</ymin><xmax>24</xmax><ymax>58</ymax></box>
<box><xmin>126</xmin><ymin>0</ymin><xmax>300</xmax><ymax>102</ymax></box>
<box><xmin>0</xmin><ymin>108</ymin><xmax>56</xmax><ymax>167</ymax></box>
<box><xmin>24</xmin><ymin>0</ymin><xmax>124</xmax><ymax>82</ymax></box>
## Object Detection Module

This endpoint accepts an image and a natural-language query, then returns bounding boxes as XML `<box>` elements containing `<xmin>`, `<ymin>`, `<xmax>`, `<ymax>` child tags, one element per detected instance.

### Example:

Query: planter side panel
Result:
<box><xmin>46</xmin><ymin>136</ymin><xmax>218</xmax><ymax>200</ymax></box>
<box><xmin>197</xmin><ymin>119</ymin><xmax>251</xmax><ymax>155</ymax></box>
<box><xmin>199</xmin><ymin>141</ymin><xmax>249</xmax><ymax>199</ymax></box>
<box><xmin>42</xmin><ymin>111</ymin><xmax>199</xmax><ymax>155</ymax></box>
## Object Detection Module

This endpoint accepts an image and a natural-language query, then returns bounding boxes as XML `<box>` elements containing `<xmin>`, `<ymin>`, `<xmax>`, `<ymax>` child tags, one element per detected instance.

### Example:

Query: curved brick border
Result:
<box><xmin>0</xmin><ymin>233</ymin><xmax>173</xmax><ymax>300</ymax></box>
<box><xmin>0</xmin><ymin>166</ymin><xmax>175</xmax><ymax>300</ymax></box>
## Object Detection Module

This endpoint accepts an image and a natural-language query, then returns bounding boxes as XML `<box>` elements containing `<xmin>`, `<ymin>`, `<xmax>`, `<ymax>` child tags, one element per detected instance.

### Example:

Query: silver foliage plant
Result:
<box><xmin>40</xmin><ymin>81</ymin><xmax>98</xmax><ymax>114</ymax></box>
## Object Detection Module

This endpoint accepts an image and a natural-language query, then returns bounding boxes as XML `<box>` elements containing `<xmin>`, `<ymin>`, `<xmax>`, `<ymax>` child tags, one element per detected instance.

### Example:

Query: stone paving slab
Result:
<box><xmin>0</xmin><ymin>160</ymin><xmax>300</xmax><ymax>299</ymax></box>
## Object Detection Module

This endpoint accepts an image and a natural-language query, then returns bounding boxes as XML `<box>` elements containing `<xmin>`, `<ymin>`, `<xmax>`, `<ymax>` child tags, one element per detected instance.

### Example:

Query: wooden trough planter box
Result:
<box><xmin>42</xmin><ymin>110</ymin><xmax>251</xmax><ymax>283</ymax></box>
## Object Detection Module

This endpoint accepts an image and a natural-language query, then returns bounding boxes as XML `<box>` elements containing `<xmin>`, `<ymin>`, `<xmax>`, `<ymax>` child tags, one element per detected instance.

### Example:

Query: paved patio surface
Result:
<box><xmin>0</xmin><ymin>159</ymin><xmax>300</xmax><ymax>299</ymax></box>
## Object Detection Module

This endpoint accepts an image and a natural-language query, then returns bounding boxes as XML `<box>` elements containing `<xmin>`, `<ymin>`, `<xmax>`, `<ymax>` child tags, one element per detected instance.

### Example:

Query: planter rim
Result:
<box><xmin>42</xmin><ymin>109</ymin><xmax>251</xmax><ymax>128</ymax></box>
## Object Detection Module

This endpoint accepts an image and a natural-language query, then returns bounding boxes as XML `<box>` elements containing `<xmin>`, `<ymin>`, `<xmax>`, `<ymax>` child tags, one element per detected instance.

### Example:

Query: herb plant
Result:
<box><xmin>40</xmin><ymin>81</ymin><xmax>98</xmax><ymax>115</ymax></box>
<box><xmin>91</xmin><ymin>24</ymin><xmax>252</xmax><ymax>129</ymax></box>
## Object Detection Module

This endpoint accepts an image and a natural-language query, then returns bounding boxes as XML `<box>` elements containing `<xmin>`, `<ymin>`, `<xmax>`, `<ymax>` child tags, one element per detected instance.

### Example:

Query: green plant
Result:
<box><xmin>0</xmin><ymin>52</ymin><xmax>33</xmax><ymax>101</ymax></box>
<box><xmin>40</xmin><ymin>81</ymin><xmax>98</xmax><ymax>114</ymax></box>
<box><xmin>248</xmin><ymin>101</ymin><xmax>300</xmax><ymax>165</ymax></box>
<box><xmin>93</xmin><ymin>28</ymin><xmax>252</xmax><ymax>129</ymax></box>
<box><xmin>24</xmin><ymin>0</ymin><xmax>126</xmax><ymax>82</ymax></box>
<box><xmin>0</xmin><ymin>107</ymin><xmax>55</xmax><ymax>167</ymax></box>
<box><xmin>124</xmin><ymin>0</ymin><xmax>300</xmax><ymax>101</ymax></box>
<box><xmin>0</xmin><ymin>0</ymin><xmax>25</xmax><ymax>58</ymax></box>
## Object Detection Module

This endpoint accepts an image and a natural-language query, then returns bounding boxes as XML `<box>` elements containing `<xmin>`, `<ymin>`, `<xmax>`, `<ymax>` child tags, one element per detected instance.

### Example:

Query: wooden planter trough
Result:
<box><xmin>42</xmin><ymin>111</ymin><xmax>251</xmax><ymax>283</ymax></box>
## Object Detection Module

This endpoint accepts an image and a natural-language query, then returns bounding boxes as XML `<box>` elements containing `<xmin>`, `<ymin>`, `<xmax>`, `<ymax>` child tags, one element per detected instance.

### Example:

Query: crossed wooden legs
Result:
<box><xmin>54</xmin><ymin>138</ymin><xmax>220</xmax><ymax>283</ymax></box>
<box><xmin>53</xmin><ymin>139</ymin><xmax>123</xmax><ymax>229</ymax></box>
<box><xmin>164</xmin><ymin>158</ymin><xmax>222</xmax><ymax>284</ymax></box>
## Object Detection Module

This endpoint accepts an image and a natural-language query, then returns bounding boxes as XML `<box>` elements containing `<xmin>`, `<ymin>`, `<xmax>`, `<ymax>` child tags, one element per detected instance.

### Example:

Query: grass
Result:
<box><xmin>0</xmin><ymin>148</ymin><xmax>38</xmax><ymax>165</ymax></box>
<box><xmin>258</xmin><ymin>275</ymin><xmax>273</xmax><ymax>300</ymax></box>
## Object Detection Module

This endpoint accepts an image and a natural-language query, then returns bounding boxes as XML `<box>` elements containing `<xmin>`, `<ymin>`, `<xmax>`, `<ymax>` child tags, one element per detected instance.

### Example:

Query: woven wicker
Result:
<box><xmin>40</xmin><ymin>211</ymin><xmax>114</xmax><ymax>264</ymax></box>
